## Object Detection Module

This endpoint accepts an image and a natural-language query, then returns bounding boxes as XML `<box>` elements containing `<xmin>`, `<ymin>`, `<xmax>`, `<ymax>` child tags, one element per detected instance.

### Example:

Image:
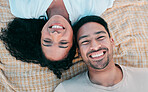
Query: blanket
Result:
<box><xmin>0</xmin><ymin>0</ymin><xmax>148</xmax><ymax>91</ymax></box>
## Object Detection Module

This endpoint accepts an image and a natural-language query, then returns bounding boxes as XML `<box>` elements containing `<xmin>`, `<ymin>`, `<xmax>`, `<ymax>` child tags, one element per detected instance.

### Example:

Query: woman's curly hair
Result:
<box><xmin>0</xmin><ymin>18</ymin><xmax>76</xmax><ymax>79</ymax></box>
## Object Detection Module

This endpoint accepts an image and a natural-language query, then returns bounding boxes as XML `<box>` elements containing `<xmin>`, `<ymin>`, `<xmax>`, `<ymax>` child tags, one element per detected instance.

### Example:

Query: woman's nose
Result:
<box><xmin>50</xmin><ymin>30</ymin><xmax>62</xmax><ymax>36</ymax></box>
<box><xmin>50</xmin><ymin>30</ymin><xmax>62</xmax><ymax>41</ymax></box>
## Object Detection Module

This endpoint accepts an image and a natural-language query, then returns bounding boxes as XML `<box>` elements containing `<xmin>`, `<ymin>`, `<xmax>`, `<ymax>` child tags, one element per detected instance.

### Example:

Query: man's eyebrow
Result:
<box><xmin>78</xmin><ymin>35</ymin><xmax>89</xmax><ymax>41</ymax></box>
<box><xmin>95</xmin><ymin>31</ymin><xmax>106</xmax><ymax>35</ymax></box>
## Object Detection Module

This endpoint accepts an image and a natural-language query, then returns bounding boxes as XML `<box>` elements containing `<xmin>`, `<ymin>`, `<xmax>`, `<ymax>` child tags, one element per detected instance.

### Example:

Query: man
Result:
<box><xmin>54</xmin><ymin>16</ymin><xmax>148</xmax><ymax>92</ymax></box>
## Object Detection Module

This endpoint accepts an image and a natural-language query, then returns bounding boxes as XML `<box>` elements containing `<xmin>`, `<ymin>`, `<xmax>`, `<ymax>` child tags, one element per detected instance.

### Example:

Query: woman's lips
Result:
<box><xmin>49</xmin><ymin>23</ymin><xmax>65</xmax><ymax>29</ymax></box>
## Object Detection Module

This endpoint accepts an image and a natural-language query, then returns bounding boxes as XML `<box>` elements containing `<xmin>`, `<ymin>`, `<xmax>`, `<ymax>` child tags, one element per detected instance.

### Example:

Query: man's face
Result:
<box><xmin>77</xmin><ymin>22</ymin><xmax>114</xmax><ymax>70</ymax></box>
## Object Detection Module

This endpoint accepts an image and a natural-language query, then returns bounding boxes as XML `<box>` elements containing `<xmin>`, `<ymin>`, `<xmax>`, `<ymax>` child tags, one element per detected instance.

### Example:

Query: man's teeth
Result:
<box><xmin>52</xmin><ymin>25</ymin><xmax>63</xmax><ymax>29</ymax></box>
<box><xmin>91</xmin><ymin>52</ymin><xmax>104</xmax><ymax>58</ymax></box>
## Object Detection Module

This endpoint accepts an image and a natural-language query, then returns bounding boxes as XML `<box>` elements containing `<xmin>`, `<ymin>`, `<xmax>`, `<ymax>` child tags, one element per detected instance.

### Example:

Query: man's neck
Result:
<box><xmin>46</xmin><ymin>0</ymin><xmax>70</xmax><ymax>22</ymax></box>
<box><xmin>88</xmin><ymin>63</ymin><xmax>123</xmax><ymax>87</ymax></box>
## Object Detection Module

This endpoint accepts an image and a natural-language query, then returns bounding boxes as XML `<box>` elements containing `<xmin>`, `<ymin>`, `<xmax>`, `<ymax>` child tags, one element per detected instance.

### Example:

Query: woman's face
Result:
<box><xmin>41</xmin><ymin>15</ymin><xmax>73</xmax><ymax>61</ymax></box>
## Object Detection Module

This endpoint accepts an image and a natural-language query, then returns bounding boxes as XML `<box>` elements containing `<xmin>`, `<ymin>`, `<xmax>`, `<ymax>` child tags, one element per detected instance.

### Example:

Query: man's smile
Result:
<box><xmin>88</xmin><ymin>50</ymin><xmax>106</xmax><ymax>60</ymax></box>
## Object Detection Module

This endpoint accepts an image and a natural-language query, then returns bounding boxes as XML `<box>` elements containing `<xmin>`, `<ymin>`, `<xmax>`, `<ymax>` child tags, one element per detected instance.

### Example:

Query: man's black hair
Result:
<box><xmin>73</xmin><ymin>15</ymin><xmax>111</xmax><ymax>45</ymax></box>
<box><xmin>0</xmin><ymin>18</ymin><xmax>76</xmax><ymax>79</ymax></box>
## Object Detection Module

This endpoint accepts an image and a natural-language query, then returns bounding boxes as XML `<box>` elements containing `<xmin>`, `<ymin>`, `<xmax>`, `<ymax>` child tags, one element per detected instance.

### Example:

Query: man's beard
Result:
<box><xmin>87</xmin><ymin>54</ymin><xmax>110</xmax><ymax>70</ymax></box>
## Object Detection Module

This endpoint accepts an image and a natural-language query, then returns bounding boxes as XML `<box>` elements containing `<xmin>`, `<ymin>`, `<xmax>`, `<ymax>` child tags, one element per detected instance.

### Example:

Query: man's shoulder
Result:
<box><xmin>54</xmin><ymin>71</ymin><xmax>88</xmax><ymax>92</ymax></box>
<box><xmin>121</xmin><ymin>65</ymin><xmax>148</xmax><ymax>80</ymax></box>
<box><xmin>61</xmin><ymin>71</ymin><xmax>87</xmax><ymax>87</ymax></box>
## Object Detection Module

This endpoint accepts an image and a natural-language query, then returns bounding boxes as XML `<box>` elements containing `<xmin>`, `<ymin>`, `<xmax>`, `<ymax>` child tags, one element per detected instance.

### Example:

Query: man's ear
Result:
<box><xmin>110</xmin><ymin>37</ymin><xmax>115</xmax><ymax>47</ymax></box>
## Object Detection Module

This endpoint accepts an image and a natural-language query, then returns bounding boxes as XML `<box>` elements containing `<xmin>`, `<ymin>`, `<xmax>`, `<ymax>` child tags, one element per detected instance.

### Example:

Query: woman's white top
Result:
<box><xmin>9</xmin><ymin>0</ymin><xmax>115</xmax><ymax>25</ymax></box>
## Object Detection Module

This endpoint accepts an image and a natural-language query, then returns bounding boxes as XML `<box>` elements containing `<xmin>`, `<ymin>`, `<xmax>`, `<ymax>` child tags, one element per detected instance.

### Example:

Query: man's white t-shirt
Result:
<box><xmin>9</xmin><ymin>0</ymin><xmax>115</xmax><ymax>25</ymax></box>
<box><xmin>54</xmin><ymin>65</ymin><xmax>148</xmax><ymax>92</ymax></box>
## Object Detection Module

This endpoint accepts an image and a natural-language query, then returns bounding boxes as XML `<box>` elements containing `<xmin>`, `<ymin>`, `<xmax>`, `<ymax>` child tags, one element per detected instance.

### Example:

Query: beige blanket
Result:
<box><xmin>0</xmin><ymin>0</ymin><xmax>148</xmax><ymax>91</ymax></box>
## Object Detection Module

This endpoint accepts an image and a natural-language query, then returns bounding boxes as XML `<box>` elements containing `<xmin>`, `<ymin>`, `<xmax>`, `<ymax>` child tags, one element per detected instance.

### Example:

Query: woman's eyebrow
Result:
<box><xmin>42</xmin><ymin>39</ymin><xmax>52</xmax><ymax>46</ymax></box>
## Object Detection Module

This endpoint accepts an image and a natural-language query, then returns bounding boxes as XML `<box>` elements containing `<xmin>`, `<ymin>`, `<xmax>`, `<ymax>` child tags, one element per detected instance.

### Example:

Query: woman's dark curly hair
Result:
<box><xmin>0</xmin><ymin>18</ymin><xmax>76</xmax><ymax>79</ymax></box>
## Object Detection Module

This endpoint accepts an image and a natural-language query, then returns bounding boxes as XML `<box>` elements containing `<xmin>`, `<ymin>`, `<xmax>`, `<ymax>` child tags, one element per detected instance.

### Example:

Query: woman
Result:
<box><xmin>0</xmin><ymin>0</ymin><xmax>115</xmax><ymax>78</ymax></box>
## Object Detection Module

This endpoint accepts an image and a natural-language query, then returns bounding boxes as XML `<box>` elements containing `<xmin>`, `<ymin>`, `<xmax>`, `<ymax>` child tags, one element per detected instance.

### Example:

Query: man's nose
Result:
<box><xmin>90</xmin><ymin>40</ymin><xmax>101</xmax><ymax>51</ymax></box>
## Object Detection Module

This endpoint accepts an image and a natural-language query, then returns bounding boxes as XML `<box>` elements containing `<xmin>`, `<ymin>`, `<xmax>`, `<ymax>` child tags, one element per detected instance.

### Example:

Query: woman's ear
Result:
<box><xmin>78</xmin><ymin>50</ymin><xmax>81</xmax><ymax>57</ymax></box>
<box><xmin>76</xmin><ymin>48</ymin><xmax>81</xmax><ymax>57</ymax></box>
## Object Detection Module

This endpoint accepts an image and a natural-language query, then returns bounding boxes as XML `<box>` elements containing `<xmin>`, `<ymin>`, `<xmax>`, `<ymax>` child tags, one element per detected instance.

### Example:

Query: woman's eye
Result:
<box><xmin>44</xmin><ymin>40</ymin><xmax>52</xmax><ymax>43</ymax></box>
<box><xmin>60</xmin><ymin>42</ymin><xmax>68</xmax><ymax>44</ymax></box>
<box><xmin>81</xmin><ymin>41</ymin><xmax>89</xmax><ymax>45</ymax></box>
